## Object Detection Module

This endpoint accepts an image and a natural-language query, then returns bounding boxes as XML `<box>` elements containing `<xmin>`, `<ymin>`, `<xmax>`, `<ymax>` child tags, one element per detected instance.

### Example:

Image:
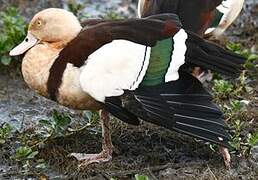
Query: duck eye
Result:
<box><xmin>37</xmin><ymin>20</ymin><xmax>42</xmax><ymax>26</ymax></box>
<box><xmin>25</xmin><ymin>38</ymin><xmax>28</xmax><ymax>42</ymax></box>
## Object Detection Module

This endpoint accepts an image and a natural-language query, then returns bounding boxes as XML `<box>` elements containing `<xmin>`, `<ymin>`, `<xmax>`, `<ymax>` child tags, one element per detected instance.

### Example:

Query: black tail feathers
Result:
<box><xmin>185</xmin><ymin>31</ymin><xmax>245</xmax><ymax>76</ymax></box>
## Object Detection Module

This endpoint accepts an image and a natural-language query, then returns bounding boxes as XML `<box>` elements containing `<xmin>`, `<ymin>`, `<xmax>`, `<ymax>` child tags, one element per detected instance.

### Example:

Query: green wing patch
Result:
<box><xmin>210</xmin><ymin>9</ymin><xmax>224</xmax><ymax>28</ymax></box>
<box><xmin>140</xmin><ymin>38</ymin><xmax>173</xmax><ymax>87</ymax></box>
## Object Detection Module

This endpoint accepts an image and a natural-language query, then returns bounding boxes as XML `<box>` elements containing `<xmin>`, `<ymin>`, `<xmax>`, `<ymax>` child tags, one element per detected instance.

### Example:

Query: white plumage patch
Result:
<box><xmin>137</xmin><ymin>0</ymin><xmax>144</xmax><ymax>18</ymax></box>
<box><xmin>217</xmin><ymin>0</ymin><xmax>232</xmax><ymax>14</ymax></box>
<box><xmin>79</xmin><ymin>40</ymin><xmax>150</xmax><ymax>102</ymax></box>
<box><xmin>165</xmin><ymin>29</ymin><xmax>188</xmax><ymax>82</ymax></box>
<box><xmin>218</xmin><ymin>0</ymin><xmax>244</xmax><ymax>25</ymax></box>
<box><xmin>205</xmin><ymin>0</ymin><xmax>244</xmax><ymax>36</ymax></box>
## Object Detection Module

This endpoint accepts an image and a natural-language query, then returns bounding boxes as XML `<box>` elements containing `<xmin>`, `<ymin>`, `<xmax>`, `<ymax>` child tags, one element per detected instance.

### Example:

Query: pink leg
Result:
<box><xmin>69</xmin><ymin>110</ymin><xmax>113</xmax><ymax>168</ymax></box>
<box><xmin>219</xmin><ymin>146</ymin><xmax>231</xmax><ymax>169</ymax></box>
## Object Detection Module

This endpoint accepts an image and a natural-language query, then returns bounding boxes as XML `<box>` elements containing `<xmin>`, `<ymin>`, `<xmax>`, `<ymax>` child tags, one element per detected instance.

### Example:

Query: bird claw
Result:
<box><xmin>197</xmin><ymin>71</ymin><xmax>213</xmax><ymax>83</ymax></box>
<box><xmin>69</xmin><ymin>150</ymin><xmax>112</xmax><ymax>169</ymax></box>
<box><xmin>219</xmin><ymin>146</ymin><xmax>231</xmax><ymax>169</ymax></box>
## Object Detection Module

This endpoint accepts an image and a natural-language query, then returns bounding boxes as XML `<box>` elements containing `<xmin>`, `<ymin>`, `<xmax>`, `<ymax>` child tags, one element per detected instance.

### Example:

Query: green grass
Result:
<box><xmin>0</xmin><ymin>123</ymin><xmax>12</xmax><ymax>144</ymax></box>
<box><xmin>37</xmin><ymin>109</ymin><xmax>72</xmax><ymax>139</ymax></box>
<box><xmin>0</xmin><ymin>7</ymin><xmax>26</xmax><ymax>66</ymax></box>
<box><xmin>2</xmin><ymin>110</ymin><xmax>73</xmax><ymax>174</ymax></box>
<box><xmin>11</xmin><ymin>146</ymin><xmax>39</xmax><ymax>162</ymax></box>
<box><xmin>212</xmin><ymin>79</ymin><xmax>233</xmax><ymax>99</ymax></box>
<box><xmin>135</xmin><ymin>174</ymin><xmax>150</xmax><ymax>180</ymax></box>
<box><xmin>211</xmin><ymin>42</ymin><xmax>258</xmax><ymax>155</ymax></box>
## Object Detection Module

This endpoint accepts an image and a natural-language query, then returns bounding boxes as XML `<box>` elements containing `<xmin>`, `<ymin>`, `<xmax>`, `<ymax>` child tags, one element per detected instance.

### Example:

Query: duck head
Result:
<box><xmin>10</xmin><ymin>8</ymin><xmax>82</xmax><ymax>56</ymax></box>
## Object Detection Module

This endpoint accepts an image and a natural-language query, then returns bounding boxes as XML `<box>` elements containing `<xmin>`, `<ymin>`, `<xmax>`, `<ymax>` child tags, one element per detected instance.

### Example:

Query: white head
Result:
<box><xmin>10</xmin><ymin>8</ymin><xmax>82</xmax><ymax>56</ymax></box>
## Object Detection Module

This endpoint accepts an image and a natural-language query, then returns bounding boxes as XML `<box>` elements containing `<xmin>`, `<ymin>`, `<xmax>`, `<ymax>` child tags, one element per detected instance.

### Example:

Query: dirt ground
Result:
<box><xmin>38</xmin><ymin>124</ymin><xmax>258</xmax><ymax>179</ymax></box>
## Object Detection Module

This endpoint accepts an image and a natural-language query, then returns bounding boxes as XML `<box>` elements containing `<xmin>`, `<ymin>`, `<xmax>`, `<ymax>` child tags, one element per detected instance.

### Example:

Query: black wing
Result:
<box><xmin>184</xmin><ymin>31</ymin><xmax>245</xmax><ymax>76</ymax></box>
<box><xmin>104</xmin><ymin>72</ymin><xmax>231</xmax><ymax>147</ymax></box>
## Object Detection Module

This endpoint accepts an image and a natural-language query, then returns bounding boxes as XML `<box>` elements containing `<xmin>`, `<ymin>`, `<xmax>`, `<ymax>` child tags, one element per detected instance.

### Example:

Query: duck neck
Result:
<box><xmin>21</xmin><ymin>43</ymin><xmax>100</xmax><ymax>110</ymax></box>
<box><xmin>22</xmin><ymin>43</ymin><xmax>60</xmax><ymax>97</ymax></box>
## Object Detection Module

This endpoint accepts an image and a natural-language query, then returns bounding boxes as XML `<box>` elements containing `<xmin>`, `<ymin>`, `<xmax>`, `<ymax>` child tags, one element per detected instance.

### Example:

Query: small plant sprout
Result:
<box><xmin>11</xmin><ymin>146</ymin><xmax>38</xmax><ymax>162</ymax></box>
<box><xmin>37</xmin><ymin>109</ymin><xmax>72</xmax><ymax>139</ymax></box>
<box><xmin>248</xmin><ymin>132</ymin><xmax>258</xmax><ymax>147</ymax></box>
<box><xmin>212</xmin><ymin>79</ymin><xmax>233</xmax><ymax>99</ymax></box>
<box><xmin>0</xmin><ymin>123</ymin><xmax>13</xmax><ymax>144</ymax></box>
<box><xmin>135</xmin><ymin>174</ymin><xmax>150</xmax><ymax>180</ymax></box>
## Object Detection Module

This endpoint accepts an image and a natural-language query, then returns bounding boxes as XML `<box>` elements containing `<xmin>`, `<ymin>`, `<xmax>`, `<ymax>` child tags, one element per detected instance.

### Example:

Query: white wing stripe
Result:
<box><xmin>130</xmin><ymin>46</ymin><xmax>150</xmax><ymax>90</ymax></box>
<box><xmin>165</xmin><ymin>29</ymin><xmax>188</xmax><ymax>82</ymax></box>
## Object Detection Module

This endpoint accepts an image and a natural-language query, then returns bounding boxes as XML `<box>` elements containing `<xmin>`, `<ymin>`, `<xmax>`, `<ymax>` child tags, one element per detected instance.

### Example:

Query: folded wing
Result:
<box><xmin>47</xmin><ymin>14</ymin><xmax>182</xmax><ymax>100</ymax></box>
<box><xmin>104</xmin><ymin>72</ymin><xmax>231</xmax><ymax>147</ymax></box>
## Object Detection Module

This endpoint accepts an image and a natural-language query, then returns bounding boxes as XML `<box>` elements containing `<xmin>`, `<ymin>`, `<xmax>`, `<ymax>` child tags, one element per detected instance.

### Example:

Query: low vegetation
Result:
<box><xmin>211</xmin><ymin>42</ymin><xmax>258</xmax><ymax>156</ymax></box>
<box><xmin>0</xmin><ymin>7</ymin><xmax>26</xmax><ymax>66</ymax></box>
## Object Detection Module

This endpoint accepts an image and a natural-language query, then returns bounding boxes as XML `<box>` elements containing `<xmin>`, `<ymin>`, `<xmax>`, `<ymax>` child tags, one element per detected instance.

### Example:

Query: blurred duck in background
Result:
<box><xmin>137</xmin><ymin>0</ymin><xmax>245</xmax><ymax>38</ymax></box>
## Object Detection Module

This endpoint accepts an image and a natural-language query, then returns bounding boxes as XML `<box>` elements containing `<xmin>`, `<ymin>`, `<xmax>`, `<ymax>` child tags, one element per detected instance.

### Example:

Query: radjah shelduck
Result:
<box><xmin>10</xmin><ymin>8</ymin><xmax>245</xmax><ymax>168</ymax></box>
<box><xmin>138</xmin><ymin>0</ymin><xmax>245</xmax><ymax>37</ymax></box>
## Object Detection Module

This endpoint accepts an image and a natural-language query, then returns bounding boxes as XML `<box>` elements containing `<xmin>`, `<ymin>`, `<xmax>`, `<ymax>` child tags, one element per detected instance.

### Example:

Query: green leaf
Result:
<box><xmin>135</xmin><ymin>174</ymin><xmax>149</xmax><ymax>180</ymax></box>
<box><xmin>248</xmin><ymin>54</ymin><xmax>258</xmax><ymax>61</ymax></box>
<box><xmin>52</xmin><ymin>110</ymin><xmax>71</xmax><ymax>127</ymax></box>
<box><xmin>226</xmin><ymin>43</ymin><xmax>242</xmax><ymax>52</ymax></box>
<box><xmin>249</xmin><ymin>132</ymin><xmax>258</xmax><ymax>146</ymax></box>
<box><xmin>56</xmin><ymin>116</ymin><xmax>71</xmax><ymax>127</ymax></box>
<box><xmin>12</xmin><ymin>146</ymin><xmax>32</xmax><ymax>160</ymax></box>
<box><xmin>230</xmin><ymin>100</ymin><xmax>244</xmax><ymax>112</ymax></box>
<box><xmin>212</xmin><ymin>79</ymin><xmax>233</xmax><ymax>97</ymax></box>
<box><xmin>0</xmin><ymin>7</ymin><xmax>26</xmax><ymax>66</ymax></box>
<box><xmin>1</xmin><ymin>56</ymin><xmax>12</xmax><ymax>65</ymax></box>
<box><xmin>0</xmin><ymin>123</ymin><xmax>13</xmax><ymax>141</ymax></box>
<box><xmin>12</xmin><ymin>146</ymin><xmax>39</xmax><ymax>161</ymax></box>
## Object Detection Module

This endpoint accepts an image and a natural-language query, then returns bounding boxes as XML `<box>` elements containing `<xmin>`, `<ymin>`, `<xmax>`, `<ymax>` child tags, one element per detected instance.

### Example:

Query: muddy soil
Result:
<box><xmin>0</xmin><ymin>0</ymin><xmax>258</xmax><ymax>179</ymax></box>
